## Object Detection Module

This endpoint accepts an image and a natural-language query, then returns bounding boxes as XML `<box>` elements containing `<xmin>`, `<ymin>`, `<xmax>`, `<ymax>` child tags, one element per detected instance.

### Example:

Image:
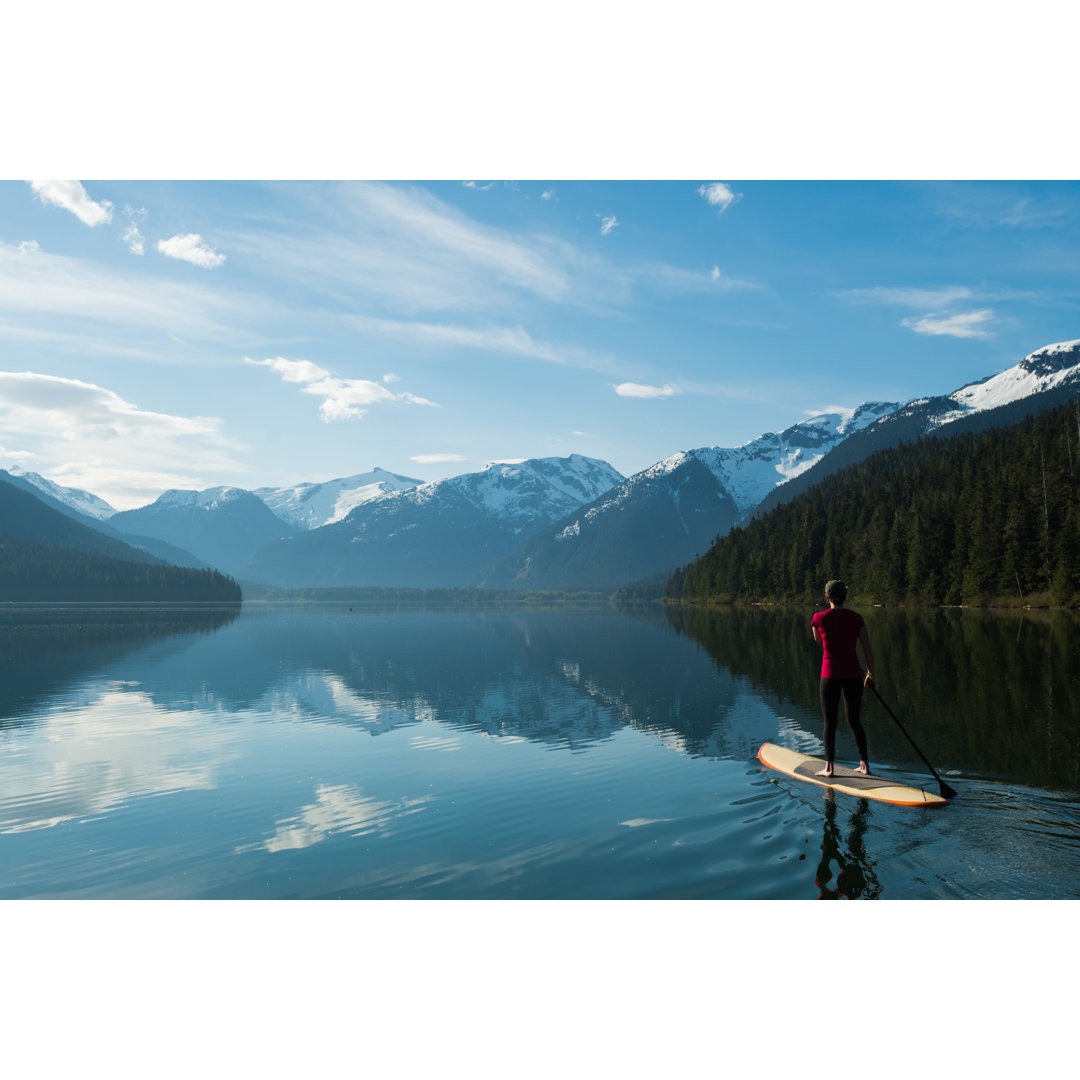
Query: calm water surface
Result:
<box><xmin>1</xmin><ymin>601</ymin><xmax>1078</xmax><ymax>899</ymax></box>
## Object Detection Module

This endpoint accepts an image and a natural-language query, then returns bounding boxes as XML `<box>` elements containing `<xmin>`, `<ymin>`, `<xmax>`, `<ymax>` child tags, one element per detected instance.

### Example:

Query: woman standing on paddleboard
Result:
<box><xmin>811</xmin><ymin>580</ymin><xmax>875</xmax><ymax>778</ymax></box>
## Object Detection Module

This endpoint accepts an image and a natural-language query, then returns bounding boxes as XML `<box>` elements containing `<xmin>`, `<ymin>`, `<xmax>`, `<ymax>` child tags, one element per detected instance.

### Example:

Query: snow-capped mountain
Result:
<box><xmin>247</xmin><ymin>454</ymin><xmax>625</xmax><ymax>589</ymax></box>
<box><xmin>480</xmin><ymin>404</ymin><xmax>898</xmax><ymax>591</ymax></box>
<box><xmin>5</xmin><ymin>467</ymin><xmax>117</xmax><ymax>520</ymax></box>
<box><xmin>933</xmin><ymin>338</ymin><xmax>1080</xmax><ymax>426</ymax></box>
<box><xmin>11</xmin><ymin>338</ymin><xmax>1079</xmax><ymax>595</ymax></box>
<box><xmin>755</xmin><ymin>338</ymin><xmax>1080</xmax><ymax>517</ymax></box>
<box><xmin>253</xmin><ymin>468</ymin><xmax>422</xmax><ymax>530</ymax></box>
<box><xmin>484</xmin><ymin>340</ymin><xmax>1080</xmax><ymax>591</ymax></box>
<box><xmin>109</xmin><ymin>486</ymin><xmax>298</xmax><ymax>579</ymax></box>
<box><xmin>641</xmin><ymin>400</ymin><xmax>899</xmax><ymax>519</ymax></box>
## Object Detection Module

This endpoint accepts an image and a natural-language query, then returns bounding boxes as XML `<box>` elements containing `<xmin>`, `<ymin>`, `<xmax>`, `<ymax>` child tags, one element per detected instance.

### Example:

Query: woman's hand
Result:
<box><xmin>863</xmin><ymin>671</ymin><xmax>875</xmax><ymax>688</ymax></box>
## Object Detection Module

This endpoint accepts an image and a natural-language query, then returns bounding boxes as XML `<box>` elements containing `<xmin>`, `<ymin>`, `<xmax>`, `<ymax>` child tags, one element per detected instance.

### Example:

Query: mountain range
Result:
<box><xmin>7</xmin><ymin>338</ymin><xmax>1080</xmax><ymax>595</ymax></box>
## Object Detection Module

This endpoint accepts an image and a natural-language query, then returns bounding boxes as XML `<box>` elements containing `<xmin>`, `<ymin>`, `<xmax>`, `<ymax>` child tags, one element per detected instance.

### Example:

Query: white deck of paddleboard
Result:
<box><xmin>758</xmin><ymin>742</ymin><xmax>949</xmax><ymax>807</ymax></box>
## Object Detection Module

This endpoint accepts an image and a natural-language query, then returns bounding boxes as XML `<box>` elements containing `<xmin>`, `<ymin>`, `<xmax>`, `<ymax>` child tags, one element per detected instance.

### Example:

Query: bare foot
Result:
<box><xmin>815</xmin><ymin>766</ymin><xmax>834</xmax><ymax>777</ymax></box>
<box><xmin>854</xmin><ymin>761</ymin><xmax>869</xmax><ymax>775</ymax></box>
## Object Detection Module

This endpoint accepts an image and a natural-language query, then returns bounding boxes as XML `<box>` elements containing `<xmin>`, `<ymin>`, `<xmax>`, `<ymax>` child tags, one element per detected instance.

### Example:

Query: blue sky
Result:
<box><xmin>1</xmin><ymin>178</ymin><xmax>1078</xmax><ymax>509</ymax></box>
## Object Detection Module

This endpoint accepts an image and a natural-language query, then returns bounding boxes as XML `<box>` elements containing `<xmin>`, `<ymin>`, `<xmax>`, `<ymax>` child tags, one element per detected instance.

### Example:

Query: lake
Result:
<box><xmin>1</xmin><ymin>600</ymin><xmax>1078</xmax><ymax>899</ymax></box>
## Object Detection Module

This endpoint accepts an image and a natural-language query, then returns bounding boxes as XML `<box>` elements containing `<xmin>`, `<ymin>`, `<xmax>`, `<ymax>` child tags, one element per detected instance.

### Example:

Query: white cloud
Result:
<box><xmin>411</xmin><ymin>453</ymin><xmax>466</xmax><ymax>464</ymax></box>
<box><xmin>698</xmin><ymin>182</ymin><xmax>741</xmax><ymax>214</ymax></box>
<box><xmin>0</xmin><ymin>687</ymin><xmax>239</xmax><ymax>835</ymax></box>
<box><xmin>0</xmin><ymin>444</ymin><xmax>34</xmax><ymax>464</ymax></box>
<box><xmin>541</xmin><ymin>189</ymin><xmax>556</xmax><ymax>201</ymax></box>
<box><xmin>29</xmin><ymin>180</ymin><xmax>113</xmax><ymax>226</ymax></box>
<box><xmin>614</xmin><ymin>382</ymin><xmax>681</xmax><ymax>398</ymax></box>
<box><xmin>244</xmin><ymin>355</ymin><xmax>438</xmax><ymax>421</ymax></box>
<box><xmin>462</xmin><ymin>180</ymin><xmax>495</xmax><ymax>191</ymax></box>
<box><xmin>122</xmin><ymin>223</ymin><xmax>144</xmax><ymax>255</ymax></box>
<box><xmin>157</xmin><ymin>233</ymin><xmax>226</xmax><ymax>269</ymax></box>
<box><xmin>600</xmin><ymin>214</ymin><xmax>619</xmax><ymax>235</ymax></box>
<box><xmin>122</xmin><ymin>205</ymin><xmax>147</xmax><ymax>255</ymax></box>
<box><xmin>902</xmin><ymin>310</ymin><xmax>996</xmax><ymax>339</ymax></box>
<box><xmin>0</xmin><ymin>371</ymin><xmax>246</xmax><ymax>509</ymax></box>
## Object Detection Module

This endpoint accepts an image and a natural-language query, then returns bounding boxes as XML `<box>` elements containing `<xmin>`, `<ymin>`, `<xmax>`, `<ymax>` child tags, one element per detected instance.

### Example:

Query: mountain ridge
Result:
<box><xmin>5</xmin><ymin>338</ymin><xmax>1078</xmax><ymax>593</ymax></box>
<box><xmin>247</xmin><ymin>454</ymin><xmax>626</xmax><ymax>589</ymax></box>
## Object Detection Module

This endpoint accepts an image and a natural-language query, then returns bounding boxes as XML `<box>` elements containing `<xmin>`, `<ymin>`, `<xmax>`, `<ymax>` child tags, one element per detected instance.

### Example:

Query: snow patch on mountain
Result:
<box><xmin>254</xmin><ymin>468</ymin><xmax>421</xmax><ymax>529</ymax></box>
<box><xmin>352</xmin><ymin>454</ymin><xmax>625</xmax><ymax>532</ymax></box>
<box><xmin>6</xmin><ymin>467</ymin><xmax>117</xmax><ymax>520</ymax></box>
<box><xmin>152</xmin><ymin>487</ymin><xmax>249</xmax><ymax>512</ymax></box>
<box><xmin>577</xmin><ymin>401</ymin><xmax>898</xmax><ymax>526</ymax></box>
<box><xmin>931</xmin><ymin>340</ymin><xmax>1080</xmax><ymax>428</ymax></box>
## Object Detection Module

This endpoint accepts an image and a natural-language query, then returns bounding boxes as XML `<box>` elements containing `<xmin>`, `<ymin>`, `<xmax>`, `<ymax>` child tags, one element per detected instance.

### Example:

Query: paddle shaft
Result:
<box><xmin>868</xmin><ymin>684</ymin><xmax>958</xmax><ymax>799</ymax></box>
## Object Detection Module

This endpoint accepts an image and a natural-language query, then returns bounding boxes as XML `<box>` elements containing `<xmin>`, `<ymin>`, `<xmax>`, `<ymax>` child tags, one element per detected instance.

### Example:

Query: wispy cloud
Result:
<box><xmin>345</xmin><ymin>182</ymin><xmax>570</xmax><ymax>302</ymax></box>
<box><xmin>931</xmin><ymin>183</ymin><xmax>1073</xmax><ymax>230</ymax></box>
<box><xmin>645</xmin><ymin>262</ymin><xmax>760</xmax><ymax>295</ymax></box>
<box><xmin>541</xmin><ymin>189</ymin><xmax>556</xmax><ymax>201</ymax></box>
<box><xmin>224</xmin><ymin>182</ymin><xmax>751</xmax><ymax>321</ymax></box>
<box><xmin>840</xmin><ymin>283</ymin><xmax>997</xmax><ymax>340</ymax></box>
<box><xmin>842</xmin><ymin>285</ymin><xmax>974</xmax><ymax>307</ymax></box>
<box><xmin>599</xmin><ymin>214</ymin><xmax>619</xmax><ymax>236</ymax></box>
<box><xmin>244</xmin><ymin>356</ymin><xmax>438</xmax><ymax>421</ymax></box>
<box><xmin>901</xmin><ymin>310</ymin><xmax>996</xmax><ymax>339</ymax></box>
<box><xmin>0</xmin><ymin>371</ymin><xmax>245</xmax><ymax>509</ymax></box>
<box><xmin>462</xmin><ymin>181</ymin><xmax>495</xmax><ymax>191</ymax></box>
<box><xmin>221</xmin><ymin>181</ymin><xmax>574</xmax><ymax>313</ymax></box>
<box><xmin>411</xmin><ymin>453</ymin><xmax>466</xmax><ymax>464</ymax></box>
<box><xmin>0</xmin><ymin>239</ymin><xmax>241</xmax><ymax>341</ymax></box>
<box><xmin>698</xmin><ymin>182</ymin><xmax>741</xmax><ymax>214</ymax></box>
<box><xmin>121</xmin><ymin>205</ymin><xmax>146</xmax><ymax>255</ymax></box>
<box><xmin>157</xmin><ymin>233</ymin><xmax>226</xmax><ymax>269</ymax></box>
<box><xmin>29</xmin><ymin>180</ymin><xmax>113</xmax><ymax>226</ymax></box>
<box><xmin>614</xmin><ymin>382</ymin><xmax>681</xmax><ymax>399</ymax></box>
<box><xmin>348</xmin><ymin>313</ymin><xmax>618</xmax><ymax>374</ymax></box>
<box><xmin>122</xmin><ymin>223</ymin><xmax>144</xmax><ymax>255</ymax></box>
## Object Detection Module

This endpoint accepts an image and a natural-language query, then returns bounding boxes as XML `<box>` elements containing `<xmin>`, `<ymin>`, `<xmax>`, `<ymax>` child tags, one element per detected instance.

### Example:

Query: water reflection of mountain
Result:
<box><xmin>667</xmin><ymin>605</ymin><xmax>1080</xmax><ymax>792</ymax></box>
<box><xmin>0</xmin><ymin>605</ymin><xmax>240</xmax><ymax>727</ymax></box>
<box><xmin>127</xmin><ymin>605</ymin><xmax>779</xmax><ymax>758</ymax></box>
<box><xmin>6</xmin><ymin>604</ymin><xmax>779</xmax><ymax>760</ymax></box>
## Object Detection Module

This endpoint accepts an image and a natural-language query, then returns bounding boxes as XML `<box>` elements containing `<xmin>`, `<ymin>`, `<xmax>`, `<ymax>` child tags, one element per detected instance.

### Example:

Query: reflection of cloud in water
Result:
<box><xmin>619</xmin><ymin>818</ymin><xmax>674</xmax><ymax>828</ymax></box>
<box><xmin>262</xmin><ymin>673</ymin><xmax>434</xmax><ymax>735</ymax></box>
<box><xmin>250</xmin><ymin>784</ymin><xmax>433</xmax><ymax>853</ymax></box>
<box><xmin>0</xmin><ymin>684</ymin><xmax>238</xmax><ymax>833</ymax></box>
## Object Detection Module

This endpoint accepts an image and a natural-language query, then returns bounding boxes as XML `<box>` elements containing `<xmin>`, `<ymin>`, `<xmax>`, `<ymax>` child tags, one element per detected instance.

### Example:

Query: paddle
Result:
<box><xmin>867</xmin><ymin>683</ymin><xmax>959</xmax><ymax>800</ymax></box>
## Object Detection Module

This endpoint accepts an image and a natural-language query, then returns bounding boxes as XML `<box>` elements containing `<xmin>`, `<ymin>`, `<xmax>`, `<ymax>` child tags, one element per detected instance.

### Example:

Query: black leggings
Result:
<box><xmin>819</xmin><ymin>677</ymin><xmax>868</xmax><ymax>764</ymax></box>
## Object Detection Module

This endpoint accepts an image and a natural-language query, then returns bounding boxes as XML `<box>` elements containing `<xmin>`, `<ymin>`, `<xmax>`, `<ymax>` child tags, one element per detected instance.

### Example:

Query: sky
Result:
<box><xmin>1</xmin><ymin>177</ymin><xmax>1078</xmax><ymax>509</ymax></box>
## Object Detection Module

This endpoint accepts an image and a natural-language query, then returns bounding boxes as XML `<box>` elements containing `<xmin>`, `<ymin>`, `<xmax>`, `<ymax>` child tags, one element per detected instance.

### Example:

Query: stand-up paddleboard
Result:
<box><xmin>758</xmin><ymin>742</ymin><xmax>949</xmax><ymax>807</ymax></box>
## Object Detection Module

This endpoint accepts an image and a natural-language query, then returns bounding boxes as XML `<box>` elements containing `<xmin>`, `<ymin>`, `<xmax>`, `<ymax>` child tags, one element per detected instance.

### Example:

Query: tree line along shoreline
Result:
<box><xmin>665</xmin><ymin>399</ymin><xmax>1080</xmax><ymax>610</ymax></box>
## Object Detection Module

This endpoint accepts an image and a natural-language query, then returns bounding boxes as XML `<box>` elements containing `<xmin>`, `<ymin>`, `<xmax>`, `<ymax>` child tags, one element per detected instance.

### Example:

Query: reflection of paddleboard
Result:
<box><xmin>757</xmin><ymin>742</ymin><xmax>949</xmax><ymax>807</ymax></box>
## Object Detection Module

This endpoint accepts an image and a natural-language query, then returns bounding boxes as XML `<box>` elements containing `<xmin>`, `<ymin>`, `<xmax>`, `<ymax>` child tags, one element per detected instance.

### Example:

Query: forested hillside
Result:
<box><xmin>0</xmin><ymin>478</ymin><xmax>242</xmax><ymax>602</ymax></box>
<box><xmin>667</xmin><ymin>400</ymin><xmax>1080</xmax><ymax>607</ymax></box>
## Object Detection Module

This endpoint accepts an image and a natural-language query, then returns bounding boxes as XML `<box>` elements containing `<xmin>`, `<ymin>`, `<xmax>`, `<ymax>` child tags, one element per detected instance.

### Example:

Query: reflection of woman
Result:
<box><xmin>815</xmin><ymin>795</ymin><xmax>881</xmax><ymax>899</ymax></box>
<box><xmin>810</xmin><ymin>579</ymin><xmax>874</xmax><ymax>778</ymax></box>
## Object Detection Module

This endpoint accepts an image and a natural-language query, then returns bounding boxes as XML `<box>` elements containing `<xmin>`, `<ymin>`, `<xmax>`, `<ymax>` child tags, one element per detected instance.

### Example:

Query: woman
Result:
<box><xmin>810</xmin><ymin>579</ymin><xmax>875</xmax><ymax>778</ymax></box>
